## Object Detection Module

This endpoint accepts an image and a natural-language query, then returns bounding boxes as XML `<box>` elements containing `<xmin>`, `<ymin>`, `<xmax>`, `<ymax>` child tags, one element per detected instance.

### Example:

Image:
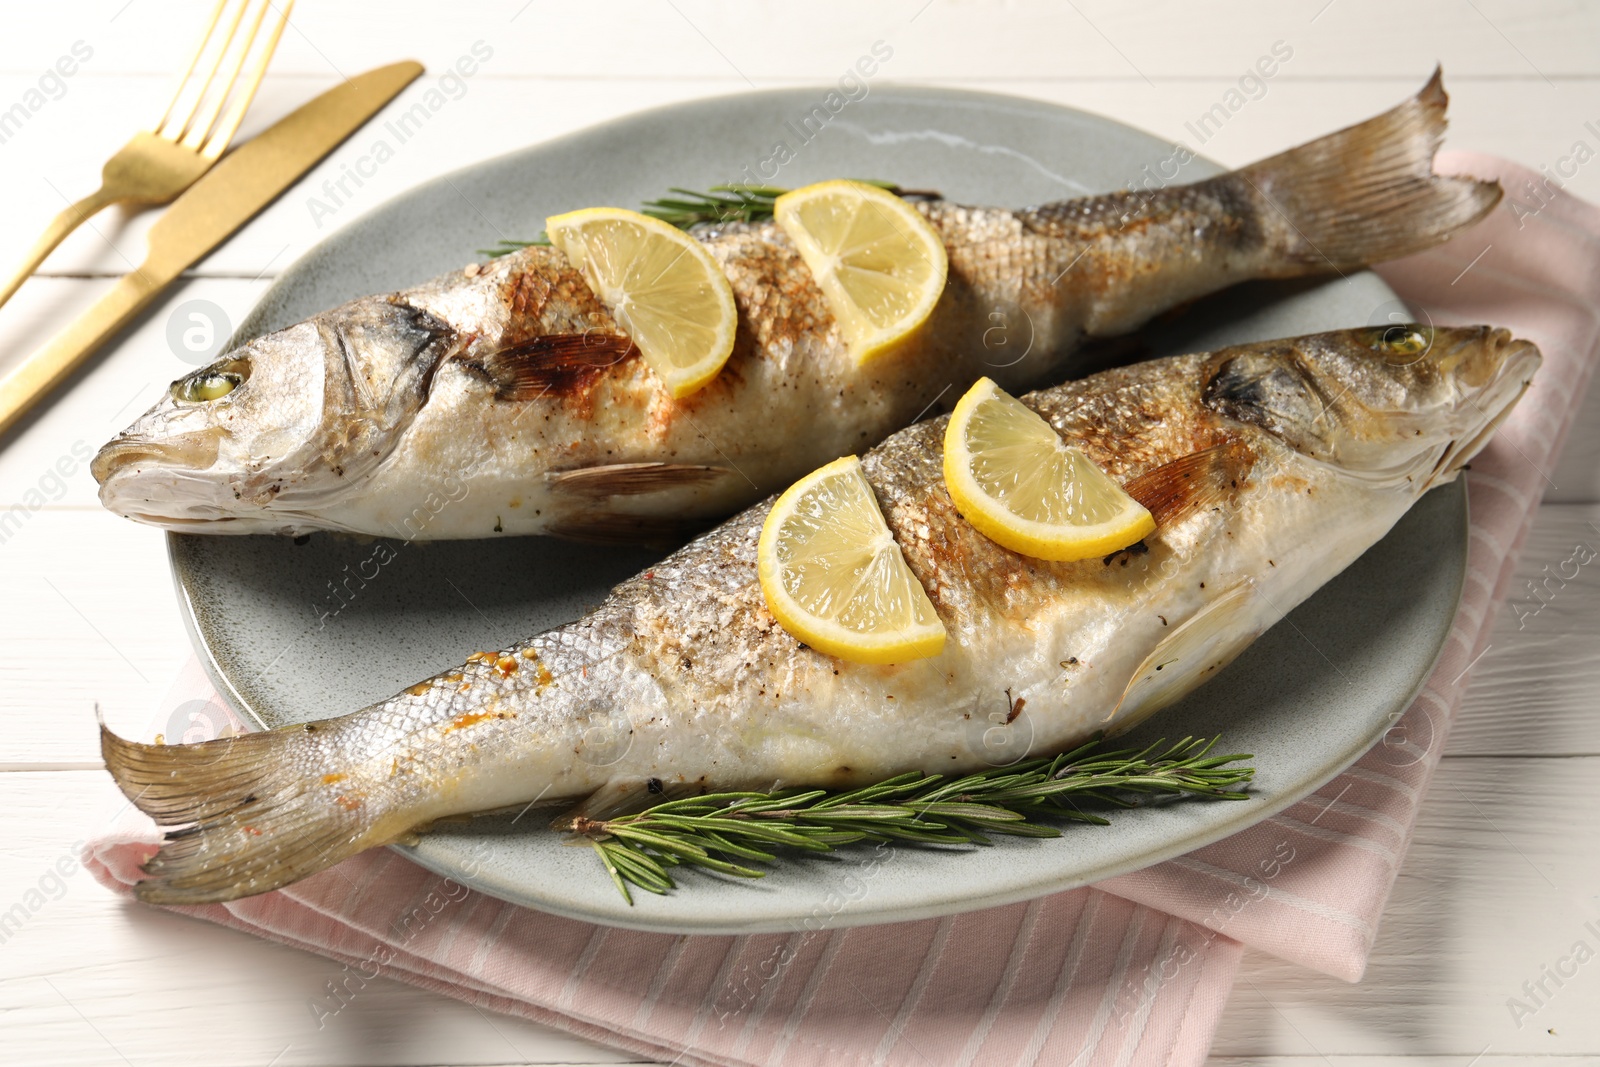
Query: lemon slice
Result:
<box><xmin>545</xmin><ymin>207</ymin><xmax>737</xmax><ymax>398</ymax></box>
<box><xmin>773</xmin><ymin>180</ymin><xmax>948</xmax><ymax>365</ymax></box>
<box><xmin>758</xmin><ymin>455</ymin><xmax>946</xmax><ymax>665</ymax></box>
<box><xmin>944</xmin><ymin>377</ymin><xmax>1155</xmax><ymax>562</ymax></box>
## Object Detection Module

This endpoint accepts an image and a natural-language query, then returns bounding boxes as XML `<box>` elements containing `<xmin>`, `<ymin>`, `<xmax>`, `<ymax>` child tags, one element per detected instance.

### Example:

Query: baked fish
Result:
<box><xmin>102</xmin><ymin>323</ymin><xmax>1538</xmax><ymax>903</ymax></box>
<box><xmin>92</xmin><ymin>72</ymin><xmax>1498</xmax><ymax>541</ymax></box>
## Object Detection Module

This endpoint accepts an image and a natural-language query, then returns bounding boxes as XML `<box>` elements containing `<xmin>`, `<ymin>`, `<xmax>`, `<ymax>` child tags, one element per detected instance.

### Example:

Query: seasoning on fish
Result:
<box><xmin>102</xmin><ymin>323</ymin><xmax>1539</xmax><ymax>904</ymax></box>
<box><xmin>93</xmin><ymin>71</ymin><xmax>1500</xmax><ymax>541</ymax></box>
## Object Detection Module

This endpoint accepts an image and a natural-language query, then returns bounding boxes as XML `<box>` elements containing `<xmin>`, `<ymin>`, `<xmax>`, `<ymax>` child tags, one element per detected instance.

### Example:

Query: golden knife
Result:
<box><xmin>0</xmin><ymin>60</ymin><xmax>424</xmax><ymax>440</ymax></box>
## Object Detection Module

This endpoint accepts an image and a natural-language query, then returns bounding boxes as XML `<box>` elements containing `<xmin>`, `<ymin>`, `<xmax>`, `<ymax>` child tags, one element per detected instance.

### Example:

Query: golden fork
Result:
<box><xmin>0</xmin><ymin>0</ymin><xmax>293</xmax><ymax>312</ymax></box>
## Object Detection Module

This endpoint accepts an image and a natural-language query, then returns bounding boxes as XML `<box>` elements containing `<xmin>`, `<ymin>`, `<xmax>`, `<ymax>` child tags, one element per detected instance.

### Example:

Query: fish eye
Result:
<box><xmin>173</xmin><ymin>359</ymin><xmax>250</xmax><ymax>403</ymax></box>
<box><xmin>1372</xmin><ymin>324</ymin><xmax>1430</xmax><ymax>359</ymax></box>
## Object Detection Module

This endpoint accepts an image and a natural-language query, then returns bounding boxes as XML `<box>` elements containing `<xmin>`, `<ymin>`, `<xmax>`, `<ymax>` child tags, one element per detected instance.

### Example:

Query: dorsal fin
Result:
<box><xmin>1123</xmin><ymin>438</ymin><xmax>1255</xmax><ymax>528</ymax></box>
<box><xmin>468</xmin><ymin>332</ymin><xmax>637</xmax><ymax>400</ymax></box>
<box><xmin>546</xmin><ymin>462</ymin><xmax>735</xmax><ymax>500</ymax></box>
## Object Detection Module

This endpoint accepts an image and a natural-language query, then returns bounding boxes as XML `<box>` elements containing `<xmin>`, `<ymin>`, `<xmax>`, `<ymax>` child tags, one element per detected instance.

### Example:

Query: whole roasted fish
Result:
<box><xmin>103</xmin><ymin>323</ymin><xmax>1538</xmax><ymax>903</ymax></box>
<box><xmin>92</xmin><ymin>73</ymin><xmax>1498</xmax><ymax>540</ymax></box>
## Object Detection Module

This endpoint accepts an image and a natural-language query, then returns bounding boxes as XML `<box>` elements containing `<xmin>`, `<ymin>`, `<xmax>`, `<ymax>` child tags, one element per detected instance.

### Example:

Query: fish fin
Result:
<box><xmin>549</xmin><ymin>777</ymin><xmax>700</xmax><ymax>831</ymax></box>
<box><xmin>544</xmin><ymin>462</ymin><xmax>738</xmax><ymax>544</ymax></box>
<box><xmin>1123</xmin><ymin>439</ymin><xmax>1255</xmax><ymax>528</ymax></box>
<box><xmin>101</xmin><ymin>723</ymin><xmax>402</xmax><ymax>905</ymax></box>
<box><xmin>549</xmin><ymin>779</ymin><xmax>652</xmax><ymax>831</ymax></box>
<box><xmin>1110</xmin><ymin>581</ymin><xmax>1264</xmax><ymax>732</ymax></box>
<box><xmin>1238</xmin><ymin>66</ymin><xmax>1500</xmax><ymax>268</ymax></box>
<box><xmin>546</xmin><ymin>462</ymin><xmax>736</xmax><ymax>501</ymax></box>
<box><xmin>469</xmin><ymin>332</ymin><xmax>637</xmax><ymax>400</ymax></box>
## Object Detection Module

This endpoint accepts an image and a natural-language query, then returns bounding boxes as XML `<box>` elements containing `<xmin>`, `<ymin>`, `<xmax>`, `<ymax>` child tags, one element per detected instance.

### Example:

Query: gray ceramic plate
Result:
<box><xmin>169</xmin><ymin>87</ymin><xmax>1464</xmax><ymax>933</ymax></box>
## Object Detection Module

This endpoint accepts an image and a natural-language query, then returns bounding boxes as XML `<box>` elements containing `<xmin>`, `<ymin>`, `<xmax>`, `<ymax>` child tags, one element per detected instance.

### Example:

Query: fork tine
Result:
<box><xmin>159</xmin><ymin>0</ymin><xmax>248</xmax><ymax>142</ymax></box>
<box><xmin>153</xmin><ymin>0</ymin><xmax>226</xmax><ymax>134</ymax></box>
<box><xmin>182</xmin><ymin>0</ymin><xmax>270</xmax><ymax>152</ymax></box>
<box><xmin>202</xmin><ymin>0</ymin><xmax>293</xmax><ymax>161</ymax></box>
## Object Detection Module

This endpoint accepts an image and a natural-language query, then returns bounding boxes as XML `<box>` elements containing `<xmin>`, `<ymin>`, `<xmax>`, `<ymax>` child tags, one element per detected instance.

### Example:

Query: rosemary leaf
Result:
<box><xmin>696</xmin><ymin>830</ymin><xmax>779</xmax><ymax>864</ymax></box>
<box><xmin>899</xmin><ymin>801</ymin><xmax>1029</xmax><ymax>823</ymax></box>
<box><xmin>603</xmin><ymin>841</ymin><xmax>675</xmax><ymax>894</ymax></box>
<box><xmin>591</xmin><ymin>838</ymin><xmax>632</xmax><ymax>905</ymax></box>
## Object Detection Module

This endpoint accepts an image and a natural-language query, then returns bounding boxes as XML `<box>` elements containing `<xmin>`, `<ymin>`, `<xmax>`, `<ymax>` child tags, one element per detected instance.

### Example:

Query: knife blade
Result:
<box><xmin>0</xmin><ymin>60</ymin><xmax>424</xmax><ymax>440</ymax></box>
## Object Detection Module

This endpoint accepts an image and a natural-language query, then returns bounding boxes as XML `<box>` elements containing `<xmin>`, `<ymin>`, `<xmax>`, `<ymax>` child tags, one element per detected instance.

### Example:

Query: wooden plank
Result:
<box><xmin>1209</xmin><ymin>755</ymin><xmax>1600</xmax><ymax>1059</ymax></box>
<box><xmin>2</xmin><ymin>0</ymin><xmax>1600</xmax><ymax>80</ymax></box>
<box><xmin>1451</xmin><ymin>504</ymin><xmax>1600</xmax><ymax>755</ymax></box>
<box><xmin>0</xmin><ymin>505</ymin><xmax>188</xmax><ymax>766</ymax></box>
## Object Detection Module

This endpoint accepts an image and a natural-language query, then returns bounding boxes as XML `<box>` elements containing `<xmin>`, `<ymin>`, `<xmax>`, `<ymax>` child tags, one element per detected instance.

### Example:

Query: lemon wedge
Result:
<box><xmin>944</xmin><ymin>377</ymin><xmax>1155</xmax><ymax>561</ymax></box>
<box><xmin>773</xmin><ymin>180</ymin><xmax>948</xmax><ymax>366</ymax></box>
<box><xmin>758</xmin><ymin>455</ymin><xmax>946</xmax><ymax>665</ymax></box>
<box><xmin>545</xmin><ymin>207</ymin><xmax>737</xmax><ymax>398</ymax></box>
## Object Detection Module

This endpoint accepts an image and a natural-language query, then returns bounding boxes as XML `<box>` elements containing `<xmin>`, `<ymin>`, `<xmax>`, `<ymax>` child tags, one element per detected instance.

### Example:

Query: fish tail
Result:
<box><xmin>101</xmin><ymin>721</ymin><xmax>401</xmax><ymax>905</ymax></box>
<box><xmin>1238</xmin><ymin>66</ymin><xmax>1500</xmax><ymax>269</ymax></box>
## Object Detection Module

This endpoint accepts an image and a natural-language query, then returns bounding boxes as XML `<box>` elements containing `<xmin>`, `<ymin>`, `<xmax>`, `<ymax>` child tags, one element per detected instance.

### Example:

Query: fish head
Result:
<box><xmin>1202</xmin><ymin>324</ymin><xmax>1540</xmax><ymax>490</ymax></box>
<box><xmin>92</xmin><ymin>302</ymin><xmax>456</xmax><ymax>534</ymax></box>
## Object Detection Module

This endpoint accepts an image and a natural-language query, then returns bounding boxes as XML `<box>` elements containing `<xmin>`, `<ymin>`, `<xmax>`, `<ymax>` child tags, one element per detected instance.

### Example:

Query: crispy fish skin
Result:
<box><xmin>93</xmin><ymin>71</ymin><xmax>1500</xmax><ymax>539</ymax></box>
<box><xmin>102</xmin><ymin>324</ymin><xmax>1539</xmax><ymax>904</ymax></box>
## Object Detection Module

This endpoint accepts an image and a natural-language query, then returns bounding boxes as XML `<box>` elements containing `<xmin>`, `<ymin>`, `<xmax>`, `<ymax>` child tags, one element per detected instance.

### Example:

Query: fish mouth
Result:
<box><xmin>1461</xmin><ymin>329</ymin><xmax>1540</xmax><ymax>426</ymax></box>
<box><xmin>91</xmin><ymin>430</ymin><xmax>223</xmax><ymax>486</ymax></box>
<box><xmin>1429</xmin><ymin>329</ymin><xmax>1541</xmax><ymax>485</ymax></box>
<box><xmin>1438</xmin><ymin>326</ymin><xmax>1538</xmax><ymax>389</ymax></box>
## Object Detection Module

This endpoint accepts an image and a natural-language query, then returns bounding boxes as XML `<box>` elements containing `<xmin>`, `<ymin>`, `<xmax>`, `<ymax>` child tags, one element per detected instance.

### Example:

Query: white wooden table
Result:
<box><xmin>3</xmin><ymin>3</ymin><xmax>1597</xmax><ymax>1064</ymax></box>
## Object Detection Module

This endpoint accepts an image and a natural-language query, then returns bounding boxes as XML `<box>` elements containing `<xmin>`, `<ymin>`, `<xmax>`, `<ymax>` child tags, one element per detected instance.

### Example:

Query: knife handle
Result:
<box><xmin>0</xmin><ymin>270</ymin><xmax>159</xmax><ymax>439</ymax></box>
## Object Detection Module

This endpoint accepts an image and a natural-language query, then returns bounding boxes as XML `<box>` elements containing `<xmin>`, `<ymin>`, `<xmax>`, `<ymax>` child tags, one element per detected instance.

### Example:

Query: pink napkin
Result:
<box><xmin>85</xmin><ymin>153</ymin><xmax>1600</xmax><ymax>1066</ymax></box>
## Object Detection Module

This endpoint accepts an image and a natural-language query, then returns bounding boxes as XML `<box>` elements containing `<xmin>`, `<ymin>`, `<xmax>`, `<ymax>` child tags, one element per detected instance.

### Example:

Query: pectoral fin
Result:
<box><xmin>469</xmin><ymin>332</ymin><xmax>638</xmax><ymax>400</ymax></box>
<box><xmin>1123</xmin><ymin>439</ymin><xmax>1254</xmax><ymax>528</ymax></box>
<box><xmin>1110</xmin><ymin>581</ymin><xmax>1263</xmax><ymax>732</ymax></box>
<box><xmin>546</xmin><ymin>462</ymin><xmax>736</xmax><ymax>500</ymax></box>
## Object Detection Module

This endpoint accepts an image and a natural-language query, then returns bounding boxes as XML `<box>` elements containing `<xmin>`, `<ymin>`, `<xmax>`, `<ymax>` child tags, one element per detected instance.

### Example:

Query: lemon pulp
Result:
<box><xmin>944</xmin><ymin>377</ymin><xmax>1155</xmax><ymax>561</ymax></box>
<box><xmin>758</xmin><ymin>455</ymin><xmax>945</xmax><ymax>664</ymax></box>
<box><xmin>773</xmin><ymin>180</ymin><xmax>948</xmax><ymax>365</ymax></box>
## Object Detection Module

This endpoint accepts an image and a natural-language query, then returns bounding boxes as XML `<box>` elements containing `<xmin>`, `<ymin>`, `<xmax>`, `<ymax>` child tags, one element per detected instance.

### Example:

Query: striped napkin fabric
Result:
<box><xmin>84</xmin><ymin>153</ymin><xmax>1600</xmax><ymax>1066</ymax></box>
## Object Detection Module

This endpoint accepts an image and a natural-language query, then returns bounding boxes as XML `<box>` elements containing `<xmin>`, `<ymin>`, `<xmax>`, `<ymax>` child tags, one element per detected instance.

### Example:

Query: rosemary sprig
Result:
<box><xmin>480</xmin><ymin>179</ymin><xmax>932</xmax><ymax>259</ymax></box>
<box><xmin>478</xmin><ymin>236</ymin><xmax>549</xmax><ymax>256</ymax></box>
<box><xmin>576</xmin><ymin>735</ymin><xmax>1254</xmax><ymax>903</ymax></box>
<box><xmin>639</xmin><ymin>183</ymin><xmax>798</xmax><ymax>228</ymax></box>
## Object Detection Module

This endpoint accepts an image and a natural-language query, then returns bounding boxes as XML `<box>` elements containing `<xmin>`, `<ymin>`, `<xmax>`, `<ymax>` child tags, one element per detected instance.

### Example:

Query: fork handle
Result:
<box><xmin>0</xmin><ymin>185</ymin><xmax>121</xmax><ymax>313</ymax></box>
